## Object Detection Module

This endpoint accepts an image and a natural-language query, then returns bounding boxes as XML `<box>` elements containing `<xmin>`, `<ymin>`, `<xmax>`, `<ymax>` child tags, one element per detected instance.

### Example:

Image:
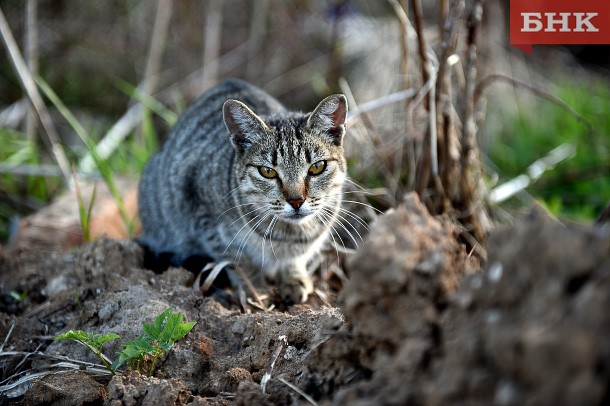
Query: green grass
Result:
<box><xmin>0</xmin><ymin>127</ymin><xmax>61</xmax><ymax>240</ymax></box>
<box><xmin>489</xmin><ymin>78</ymin><xmax>610</xmax><ymax>221</ymax></box>
<box><xmin>0</xmin><ymin>77</ymin><xmax>173</xmax><ymax>242</ymax></box>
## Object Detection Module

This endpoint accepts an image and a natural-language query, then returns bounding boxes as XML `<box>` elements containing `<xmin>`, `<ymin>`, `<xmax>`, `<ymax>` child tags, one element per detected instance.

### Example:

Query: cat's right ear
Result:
<box><xmin>223</xmin><ymin>100</ymin><xmax>268</xmax><ymax>153</ymax></box>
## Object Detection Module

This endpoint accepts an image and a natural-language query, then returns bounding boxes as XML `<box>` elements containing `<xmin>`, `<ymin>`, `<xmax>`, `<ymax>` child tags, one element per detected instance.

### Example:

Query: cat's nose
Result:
<box><xmin>287</xmin><ymin>197</ymin><xmax>305</xmax><ymax>210</ymax></box>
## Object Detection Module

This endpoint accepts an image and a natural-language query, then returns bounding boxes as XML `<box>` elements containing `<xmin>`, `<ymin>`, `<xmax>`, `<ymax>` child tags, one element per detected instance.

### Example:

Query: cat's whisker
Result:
<box><xmin>268</xmin><ymin>217</ymin><xmax>279</xmax><ymax>262</ymax></box>
<box><xmin>335</xmin><ymin>212</ymin><xmax>365</xmax><ymax>244</ymax></box>
<box><xmin>261</xmin><ymin>215</ymin><xmax>277</xmax><ymax>267</ymax></box>
<box><xmin>314</xmin><ymin>210</ymin><xmax>341</xmax><ymax>264</ymax></box>
<box><xmin>336</xmin><ymin>206</ymin><xmax>370</xmax><ymax>230</ymax></box>
<box><xmin>235</xmin><ymin>211</ymin><xmax>272</xmax><ymax>265</ymax></box>
<box><xmin>227</xmin><ymin>207</ymin><xmax>261</xmax><ymax>228</ymax></box>
<box><xmin>340</xmin><ymin>199</ymin><xmax>383</xmax><ymax>214</ymax></box>
<box><xmin>222</xmin><ymin>182</ymin><xmax>249</xmax><ymax>199</ymax></box>
<box><xmin>322</xmin><ymin>207</ymin><xmax>361</xmax><ymax>248</ymax></box>
<box><xmin>344</xmin><ymin>177</ymin><xmax>370</xmax><ymax>192</ymax></box>
<box><xmin>341</xmin><ymin>190</ymin><xmax>380</xmax><ymax>197</ymax></box>
<box><xmin>217</xmin><ymin>202</ymin><xmax>258</xmax><ymax>220</ymax></box>
<box><xmin>318</xmin><ymin>207</ymin><xmax>349</xmax><ymax>250</ymax></box>
<box><xmin>223</xmin><ymin>208</ymin><xmax>269</xmax><ymax>254</ymax></box>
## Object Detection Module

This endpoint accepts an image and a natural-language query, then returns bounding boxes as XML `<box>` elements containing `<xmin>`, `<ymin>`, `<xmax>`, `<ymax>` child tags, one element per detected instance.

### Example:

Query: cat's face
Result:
<box><xmin>224</xmin><ymin>95</ymin><xmax>347</xmax><ymax>224</ymax></box>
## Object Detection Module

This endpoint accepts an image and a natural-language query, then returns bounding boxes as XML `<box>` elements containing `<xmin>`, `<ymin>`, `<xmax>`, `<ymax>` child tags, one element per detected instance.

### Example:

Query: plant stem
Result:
<box><xmin>80</xmin><ymin>340</ymin><xmax>115</xmax><ymax>375</ymax></box>
<box><xmin>148</xmin><ymin>354</ymin><xmax>158</xmax><ymax>377</ymax></box>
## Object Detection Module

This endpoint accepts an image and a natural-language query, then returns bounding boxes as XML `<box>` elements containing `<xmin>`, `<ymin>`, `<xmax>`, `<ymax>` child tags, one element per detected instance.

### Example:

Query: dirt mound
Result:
<box><xmin>1</xmin><ymin>195</ymin><xmax>609</xmax><ymax>405</ymax></box>
<box><xmin>304</xmin><ymin>203</ymin><xmax>610</xmax><ymax>404</ymax></box>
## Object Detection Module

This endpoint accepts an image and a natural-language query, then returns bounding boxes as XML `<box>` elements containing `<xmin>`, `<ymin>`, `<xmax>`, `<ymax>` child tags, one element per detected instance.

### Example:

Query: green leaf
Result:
<box><xmin>158</xmin><ymin>312</ymin><xmax>183</xmax><ymax>344</ymax></box>
<box><xmin>55</xmin><ymin>330</ymin><xmax>91</xmax><ymax>342</ymax></box>
<box><xmin>92</xmin><ymin>333</ymin><xmax>121</xmax><ymax>347</ymax></box>
<box><xmin>113</xmin><ymin>336</ymin><xmax>154</xmax><ymax>370</ymax></box>
<box><xmin>173</xmin><ymin>321</ymin><xmax>196</xmax><ymax>341</ymax></box>
<box><xmin>113</xmin><ymin>77</ymin><xmax>178</xmax><ymax>126</ymax></box>
<box><xmin>124</xmin><ymin>336</ymin><xmax>155</xmax><ymax>352</ymax></box>
<box><xmin>142</xmin><ymin>323</ymin><xmax>161</xmax><ymax>341</ymax></box>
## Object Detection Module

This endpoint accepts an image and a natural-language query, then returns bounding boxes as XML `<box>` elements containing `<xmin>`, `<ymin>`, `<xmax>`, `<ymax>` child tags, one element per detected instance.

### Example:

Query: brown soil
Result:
<box><xmin>1</xmin><ymin>193</ymin><xmax>609</xmax><ymax>405</ymax></box>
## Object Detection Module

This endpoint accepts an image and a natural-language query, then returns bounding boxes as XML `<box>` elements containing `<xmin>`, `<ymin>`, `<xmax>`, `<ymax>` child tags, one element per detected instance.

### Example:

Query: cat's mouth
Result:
<box><xmin>283</xmin><ymin>212</ymin><xmax>313</xmax><ymax>222</ymax></box>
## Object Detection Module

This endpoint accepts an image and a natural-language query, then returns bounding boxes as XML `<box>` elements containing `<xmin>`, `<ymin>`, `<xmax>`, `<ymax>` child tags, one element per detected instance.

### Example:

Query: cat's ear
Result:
<box><xmin>223</xmin><ymin>100</ymin><xmax>268</xmax><ymax>153</ymax></box>
<box><xmin>307</xmin><ymin>94</ymin><xmax>348</xmax><ymax>146</ymax></box>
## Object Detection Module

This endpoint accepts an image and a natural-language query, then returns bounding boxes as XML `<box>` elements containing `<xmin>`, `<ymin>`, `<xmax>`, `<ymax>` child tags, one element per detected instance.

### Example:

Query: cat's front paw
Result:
<box><xmin>277</xmin><ymin>267</ymin><xmax>313</xmax><ymax>304</ymax></box>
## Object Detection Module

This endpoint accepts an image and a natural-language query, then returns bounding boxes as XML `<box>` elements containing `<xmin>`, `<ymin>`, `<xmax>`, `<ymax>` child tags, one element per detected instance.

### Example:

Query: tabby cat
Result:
<box><xmin>138</xmin><ymin>79</ymin><xmax>348</xmax><ymax>303</ymax></box>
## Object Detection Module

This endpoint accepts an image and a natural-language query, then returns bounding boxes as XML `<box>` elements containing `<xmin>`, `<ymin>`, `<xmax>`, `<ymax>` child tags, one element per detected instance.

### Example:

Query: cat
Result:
<box><xmin>138</xmin><ymin>79</ymin><xmax>348</xmax><ymax>303</ymax></box>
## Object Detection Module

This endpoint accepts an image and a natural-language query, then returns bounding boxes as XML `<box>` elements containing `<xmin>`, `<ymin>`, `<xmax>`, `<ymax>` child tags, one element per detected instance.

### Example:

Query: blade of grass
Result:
<box><xmin>73</xmin><ymin>169</ymin><xmax>90</xmax><ymax>242</ymax></box>
<box><xmin>113</xmin><ymin>77</ymin><xmax>177</xmax><ymax>126</ymax></box>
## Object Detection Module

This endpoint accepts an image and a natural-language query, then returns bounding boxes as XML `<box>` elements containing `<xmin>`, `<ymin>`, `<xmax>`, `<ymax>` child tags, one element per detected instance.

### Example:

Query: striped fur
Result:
<box><xmin>138</xmin><ymin>79</ymin><xmax>348</xmax><ymax>303</ymax></box>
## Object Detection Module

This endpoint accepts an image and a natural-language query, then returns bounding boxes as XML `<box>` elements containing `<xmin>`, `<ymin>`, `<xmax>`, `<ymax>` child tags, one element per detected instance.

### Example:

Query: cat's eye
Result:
<box><xmin>258</xmin><ymin>166</ymin><xmax>277</xmax><ymax>179</ymax></box>
<box><xmin>308</xmin><ymin>160</ymin><xmax>327</xmax><ymax>176</ymax></box>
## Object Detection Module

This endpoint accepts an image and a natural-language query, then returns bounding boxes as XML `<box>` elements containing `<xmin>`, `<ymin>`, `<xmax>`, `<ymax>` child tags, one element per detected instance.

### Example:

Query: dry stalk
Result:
<box><xmin>277</xmin><ymin>376</ymin><xmax>318</xmax><ymax>405</ymax></box>
<box><xmin>25</xmin><ymin>0</ymin><xmax>39</xmax><ymax>146</ymax></box>
<box><xmin>141</xmin><ymin>0</ymin><xmax>173</xmax><ymax>99</ymax></box>
<box><xmin>411</xmin><ymin>0</ymin><xmax>430</xmax><ymax>96</ymax></box>
<box><xmin>435</xmin><ymin>0</ymin><xmax>464</xmax><ymax>103</ymax></box>
<box><xmin>246</xmin><ymin>0</ymin><xmax>269</xmax><ymax>80</ymax></box>
<box><xmin>232</xmin><ymin>264</ymin><xmax>266</xmax><ymax>311</ymax></box>
<box><xmin>201</xmin><ymin>0</ymin><xmax>223</xmax><ymax>92</ymax></box>
<box><xmin>387</xmin><ymin>0</ymin><xmax>410</xmax><ymax>90</ymax></box>
<box><xmin>0</xmin><ymin>5</ymin><xmax>71</xmax><ymax>185</ymax></box>
<box><xmin>260</xmin><ymin>335</ymin><xmax>288</xmax><ymax>394</ymax></box>
<box><xmin>458</xmin><ymin>0</ymin><xmax>487</xmax><ymax>244</ymax></box>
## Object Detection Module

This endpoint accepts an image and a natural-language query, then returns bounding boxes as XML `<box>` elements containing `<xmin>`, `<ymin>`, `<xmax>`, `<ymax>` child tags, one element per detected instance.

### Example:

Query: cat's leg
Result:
<box><xmin>276</xmin><ymin>262</ymin><xmax>314</xmax><ymax>304</ymax></box>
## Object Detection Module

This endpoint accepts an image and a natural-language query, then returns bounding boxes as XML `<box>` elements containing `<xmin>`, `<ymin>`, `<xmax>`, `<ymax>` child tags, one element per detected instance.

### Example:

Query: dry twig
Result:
<box><xmin>25</xmin><ymin>0</ymin><xmax>39</xmax><ymax>145</ymax></box>
<box><xmin>260</xmin><ymin>335</ymin><xmax>288</xmax><ymax>394</ymax></box>
<box><xmin>277</xmin><ymin>376</ymin><xmax>318</xmax><ymax>406</ymax></box>
<box><xmin>201</xmin><ymin>0</ymin><xmax>223</xmax><ymax>92</ymax></box>
<box><xmin>141</xmin><ymin>0</ymin><xmax>173</xmax><ymax>99</ymax></box>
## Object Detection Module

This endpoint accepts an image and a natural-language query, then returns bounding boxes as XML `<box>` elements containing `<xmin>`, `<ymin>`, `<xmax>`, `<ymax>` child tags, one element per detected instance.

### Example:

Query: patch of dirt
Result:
<box><xmin>1</xmin><ymin>194</ymin><xmax>609</xmax><ymax>405</ymax></box>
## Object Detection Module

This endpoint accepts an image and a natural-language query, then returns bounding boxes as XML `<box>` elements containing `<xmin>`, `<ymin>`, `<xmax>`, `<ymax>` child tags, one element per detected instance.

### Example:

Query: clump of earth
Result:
<box><xmin>1</xmin><ymin>192</ymin><xmax>609</xmax><ymax>405</ymax></box>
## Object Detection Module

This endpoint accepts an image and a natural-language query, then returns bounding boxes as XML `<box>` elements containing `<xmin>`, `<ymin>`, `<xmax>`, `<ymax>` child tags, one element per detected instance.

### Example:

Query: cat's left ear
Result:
<box><xmin>307</xmin><ymin>94</ymin><xmax>348</xmax><ymax>146</ymax></box>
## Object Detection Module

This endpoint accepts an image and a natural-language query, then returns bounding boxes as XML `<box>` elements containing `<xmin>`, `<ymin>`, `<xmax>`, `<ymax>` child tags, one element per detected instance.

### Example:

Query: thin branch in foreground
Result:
<box><xmin>346</xmin><ymin>88</ymin><xmax>416</xmax><ymax>124</ymax></box>
<box><xmin>260</xmin><ymin>335</ymin><xmax>288</xmax><ymax>394</ymax></box>
<box><xmin>277</xmin><ymin>376</ymin><xmax>318</xmax><ymax>406</ymax></box>
<box><xmin>0</xmin><ymin>5</ymin><xmax>71</xmax><ymax>185</ymax></box>
<box><xmin>0</xmin><ymin>324</ymin><xmax>14</xmax><ymax>352</ymax></box>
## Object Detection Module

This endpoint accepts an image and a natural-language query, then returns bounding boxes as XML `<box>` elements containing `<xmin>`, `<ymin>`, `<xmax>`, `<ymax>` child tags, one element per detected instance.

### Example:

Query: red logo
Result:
<box><xmin>510</xmin><ymin>0</ymin><xmax>610</xmax><ymax>54</ymax></box>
